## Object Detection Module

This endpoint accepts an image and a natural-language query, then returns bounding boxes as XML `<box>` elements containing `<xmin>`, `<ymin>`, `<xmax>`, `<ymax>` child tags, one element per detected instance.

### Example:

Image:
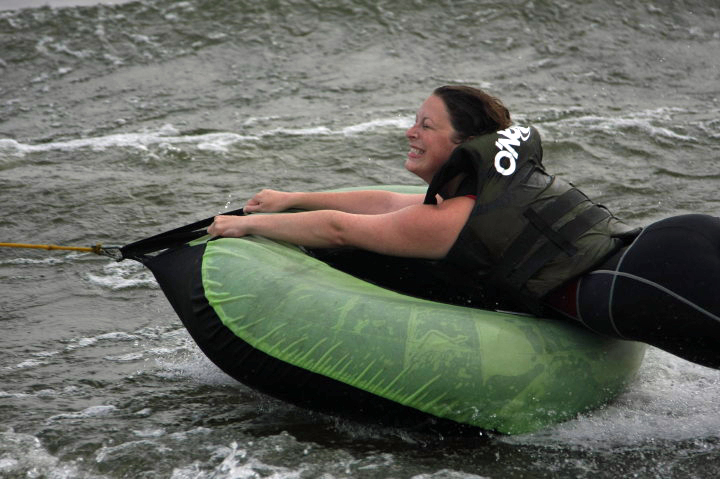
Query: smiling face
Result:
<box><xmin>404</xmin><ymin>94</ymin><xmax>459</xmax><ymax>183</ymax></box>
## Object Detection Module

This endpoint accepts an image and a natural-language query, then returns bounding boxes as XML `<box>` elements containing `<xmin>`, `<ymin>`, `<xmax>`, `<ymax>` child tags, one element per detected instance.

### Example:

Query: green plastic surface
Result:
<box><xmin>201</xmin><ymin>186</ymin><xmax>646</xmax><ymax>434</ymax></box>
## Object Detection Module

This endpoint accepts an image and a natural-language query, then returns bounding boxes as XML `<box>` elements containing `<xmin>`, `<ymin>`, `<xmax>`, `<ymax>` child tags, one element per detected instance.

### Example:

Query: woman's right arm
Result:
<box><xmin>244</xmin><ymin>189</ymin><xmax>425</xmax><ymax>215</ymax></box>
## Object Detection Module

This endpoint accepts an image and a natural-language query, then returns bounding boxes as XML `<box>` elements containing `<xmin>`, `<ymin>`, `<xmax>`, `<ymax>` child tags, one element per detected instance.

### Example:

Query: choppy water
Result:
<box><xmin>1</xmin><ymin>0</ymin><xmax>719</xmax><ymax>477</ymax></box>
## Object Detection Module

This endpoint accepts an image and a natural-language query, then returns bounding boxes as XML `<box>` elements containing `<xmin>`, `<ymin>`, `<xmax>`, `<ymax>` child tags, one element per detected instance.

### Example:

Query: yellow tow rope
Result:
<box><xmin>0</xmin><ymin>242</ymin><xmax>122</xmax><ymax>259</ymax></box>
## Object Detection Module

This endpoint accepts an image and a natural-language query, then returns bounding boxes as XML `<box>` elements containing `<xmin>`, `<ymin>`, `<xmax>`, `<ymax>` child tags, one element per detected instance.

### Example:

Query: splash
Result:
<box><xmin>85</xmin><ymin>260</ymin><xmax>158</xmax><ymax>290</ymax></box>
<box><xmin>503</xmin><ymin>347</ymin><xmax>720</xmax><ymax>449</ymax></box>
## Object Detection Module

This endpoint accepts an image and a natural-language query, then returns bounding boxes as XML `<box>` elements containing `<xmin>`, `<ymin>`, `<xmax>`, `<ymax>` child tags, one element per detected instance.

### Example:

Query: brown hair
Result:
<box><xmin>433</xmin><ymin>85</ymin><xmax>512</xmax><ymax>143</ymax></box>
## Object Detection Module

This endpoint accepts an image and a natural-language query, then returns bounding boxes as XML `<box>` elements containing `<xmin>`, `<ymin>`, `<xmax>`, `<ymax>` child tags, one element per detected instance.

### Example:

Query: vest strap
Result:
<box><xmin>492</xmin><ymin>188</ymin><xmax>588</xmax><ymax>282</ymax></box>
<box><xmin>505</xmin><ymin>206</ymin><xmax>611</xmax><ymax>291</ymax></box>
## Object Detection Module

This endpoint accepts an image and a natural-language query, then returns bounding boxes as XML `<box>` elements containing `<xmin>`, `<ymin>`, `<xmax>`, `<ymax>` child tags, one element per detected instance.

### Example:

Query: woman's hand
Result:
<box><xmin>244</xmin><ymin>189</ymin><xmax>295</xmax><ymax>213</ymax></box>
<box><xmin>207</xmin><ymin>215</ymin><xmax>248</xmax><ymax>238</ymax></box>
<box><xmin>208</xmin><ymin>188</ymin><xmax>297</xmax><ymax>238</ymax></box>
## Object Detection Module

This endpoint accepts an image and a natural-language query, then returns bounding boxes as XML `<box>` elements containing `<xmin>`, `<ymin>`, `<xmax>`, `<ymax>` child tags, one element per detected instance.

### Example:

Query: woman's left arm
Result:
<box><xmin>207</xmin><ymin>196</ymin><xmax>474</xmax><ymax>259</ymax></box>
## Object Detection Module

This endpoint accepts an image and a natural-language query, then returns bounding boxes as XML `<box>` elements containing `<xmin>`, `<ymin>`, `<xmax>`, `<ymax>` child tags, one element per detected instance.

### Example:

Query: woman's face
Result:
<box><xmin>405</xmin><ymin>94</ymin><xmax>459</xmax><ymax>183</ymax></box>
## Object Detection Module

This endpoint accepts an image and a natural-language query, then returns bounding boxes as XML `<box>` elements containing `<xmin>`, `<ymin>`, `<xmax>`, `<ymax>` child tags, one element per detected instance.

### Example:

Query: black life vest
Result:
<box><xmin>424</xmin><ymin>126</ymin><xmax>639</xmax><ymax>311</ymax></box>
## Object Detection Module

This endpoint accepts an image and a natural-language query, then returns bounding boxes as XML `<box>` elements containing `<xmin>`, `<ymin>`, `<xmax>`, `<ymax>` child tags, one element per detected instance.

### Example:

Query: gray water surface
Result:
<box><xmin>1</xmin><ymin>0</ymin><xmax>720</xmax><ymax>477</ymax></box>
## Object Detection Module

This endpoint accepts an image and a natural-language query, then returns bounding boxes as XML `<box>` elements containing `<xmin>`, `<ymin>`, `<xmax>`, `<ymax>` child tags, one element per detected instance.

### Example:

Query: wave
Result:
<box><xmin>2</xmin><ymin>106</ymin><xmax>708</xmax><ymax>159</ymax></box>
<box><xmin>0</xmin><ymin>117</ymin><xmax>412</xmax><ymax>156</ymax></box>
<box><xmin>541</xmin><ymin>107</ymin><xmax>700</xmax><ymax>143</ymax></box>
<box><xmin>0</xmin><ymin>429</ymin><xmax>98</xmax><ymax>479</ymax></box>
<box><xmin>0</xmin><ymin>126</ymin><xmax>258</xmax><ymax>156</ymax></box>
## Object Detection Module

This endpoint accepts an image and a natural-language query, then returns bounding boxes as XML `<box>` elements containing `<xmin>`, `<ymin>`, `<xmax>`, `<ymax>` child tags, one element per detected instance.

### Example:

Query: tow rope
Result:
<box><xmin>0</xmin><ymin>242</ymin><xmax>123</xmax><ymax>260</ymax></box>
<box><xmin>0</xmin><ymin>206</ymin><xmax>244</xmax><ymax>264</ymax></box>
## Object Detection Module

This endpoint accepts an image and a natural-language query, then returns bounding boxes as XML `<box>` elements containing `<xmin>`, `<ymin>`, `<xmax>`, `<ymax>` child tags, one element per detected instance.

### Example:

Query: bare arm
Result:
<box><xmin>244</xmin><ymin>189</ymin><xmax>426</xmax><ymax>215</ymax></box>
<box><xmin>208</xmin><ymin>196</ymin><xmax>474</xmax><ymax>259</ymax></box>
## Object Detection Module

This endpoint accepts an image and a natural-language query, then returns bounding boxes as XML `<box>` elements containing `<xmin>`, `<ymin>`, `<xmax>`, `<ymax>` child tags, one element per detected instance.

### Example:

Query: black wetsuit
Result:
<box><xmin>546</xmin><ymin>214</ymin><xmax>720</xmax><ymax>369</ymax></box>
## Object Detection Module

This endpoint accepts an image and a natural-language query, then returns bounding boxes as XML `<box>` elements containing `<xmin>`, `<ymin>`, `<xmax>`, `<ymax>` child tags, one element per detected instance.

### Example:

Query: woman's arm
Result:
<box><xmin>208</xmin><ymin>195</ymin><xmax>474</xmax><ymax>259</ymax></box>
<box><xmin>244</xmin><ymin>189</ymin><xmax>425</xmax><ymax>215</ymax></box>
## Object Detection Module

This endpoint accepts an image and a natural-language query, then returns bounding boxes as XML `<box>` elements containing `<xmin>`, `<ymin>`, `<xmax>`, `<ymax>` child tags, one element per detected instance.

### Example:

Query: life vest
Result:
<box><xmin>424</xmin><ymin>126</ymin><xmax>639</xmax><ymax>312</ymax></box>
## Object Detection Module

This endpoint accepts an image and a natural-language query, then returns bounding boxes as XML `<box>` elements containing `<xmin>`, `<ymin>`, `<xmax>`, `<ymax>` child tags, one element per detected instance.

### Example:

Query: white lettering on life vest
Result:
<box><xmin>493</xmin><ymin>126</ymin><xmax>531</xmax><ymax>176</ymax></box>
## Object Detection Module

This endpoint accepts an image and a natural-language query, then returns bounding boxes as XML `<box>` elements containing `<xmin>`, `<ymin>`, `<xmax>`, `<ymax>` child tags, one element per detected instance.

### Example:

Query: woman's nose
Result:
<box><xmin>406</xmin><ymin>124</ymin><xmax>417</xmax><ymax>139</ymax></box>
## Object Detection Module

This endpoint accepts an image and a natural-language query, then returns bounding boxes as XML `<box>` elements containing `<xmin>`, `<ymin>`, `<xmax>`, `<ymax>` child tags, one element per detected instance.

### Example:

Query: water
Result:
<box><xmin>1</xmin><ymin>0</ymin><xmax>719</xmax><ymax>477</ymax></box>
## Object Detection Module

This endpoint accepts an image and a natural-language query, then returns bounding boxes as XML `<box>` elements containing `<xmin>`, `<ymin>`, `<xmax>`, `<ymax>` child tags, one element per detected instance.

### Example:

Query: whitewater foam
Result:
<box><xmin>544</xmin><ymin>108</ymin><xmax>699</xmax><ymax>143</ymax></box>
<box><xmin>0</xmin><ymin>428</ymin><xmax>97</xmax><ymax>479</ymax></box>
<box><xmin>85</xmin><ymin>260</ymin><xmax>158</xmax><ymax>290</ymax></box>
<box><xmin>0</xmin><ymin>126</ymin><xmax>259</xmax><ymax>157</ymax></box>
<box><xmin>0</xmin><ymin>116</ymin><xmax>411</xmax><ymax>157</ymax></box>
<box><xmin>503</xmin><ymin>347</ymin><xmax>720</xmax><ymax>449</ymax></box>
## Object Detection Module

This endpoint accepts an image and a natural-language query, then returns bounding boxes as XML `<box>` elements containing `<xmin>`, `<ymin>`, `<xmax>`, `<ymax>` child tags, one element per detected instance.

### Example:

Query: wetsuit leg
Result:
<box><xmin>575</xmin><ymin>214</ymin><xmax>720</xmax><ymax>369</ymax></box>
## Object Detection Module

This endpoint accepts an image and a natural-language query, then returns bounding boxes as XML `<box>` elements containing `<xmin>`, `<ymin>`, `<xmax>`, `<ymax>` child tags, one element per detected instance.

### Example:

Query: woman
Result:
<box><xmin>209</xmin><ymin>86</ymin><xmax>720</xmax><ymax>369</ymax></box>
<box><xmin>209</xmin><ymin>90</ymin><xmax>476</xmax><ymax>259</ymax></box>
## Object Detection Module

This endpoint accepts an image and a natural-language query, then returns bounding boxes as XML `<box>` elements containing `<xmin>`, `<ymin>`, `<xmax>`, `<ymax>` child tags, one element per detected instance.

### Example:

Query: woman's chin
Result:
<box><xmin>404</xmin><ymin>158</ymin><xmax>420</xmax><ymax>173</ymax></box>
<box><xmin>404</xmin><ymin>163</ymin><xmax>431</xmax><ymax>183</ymax></box>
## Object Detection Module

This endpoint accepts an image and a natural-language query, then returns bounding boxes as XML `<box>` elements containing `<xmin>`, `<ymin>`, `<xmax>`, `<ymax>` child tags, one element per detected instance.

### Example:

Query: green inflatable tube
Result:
<box><xmin>196</xmin><ymin>185</ymin><xmax>646</xmax><ymax>434</ymax></box>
